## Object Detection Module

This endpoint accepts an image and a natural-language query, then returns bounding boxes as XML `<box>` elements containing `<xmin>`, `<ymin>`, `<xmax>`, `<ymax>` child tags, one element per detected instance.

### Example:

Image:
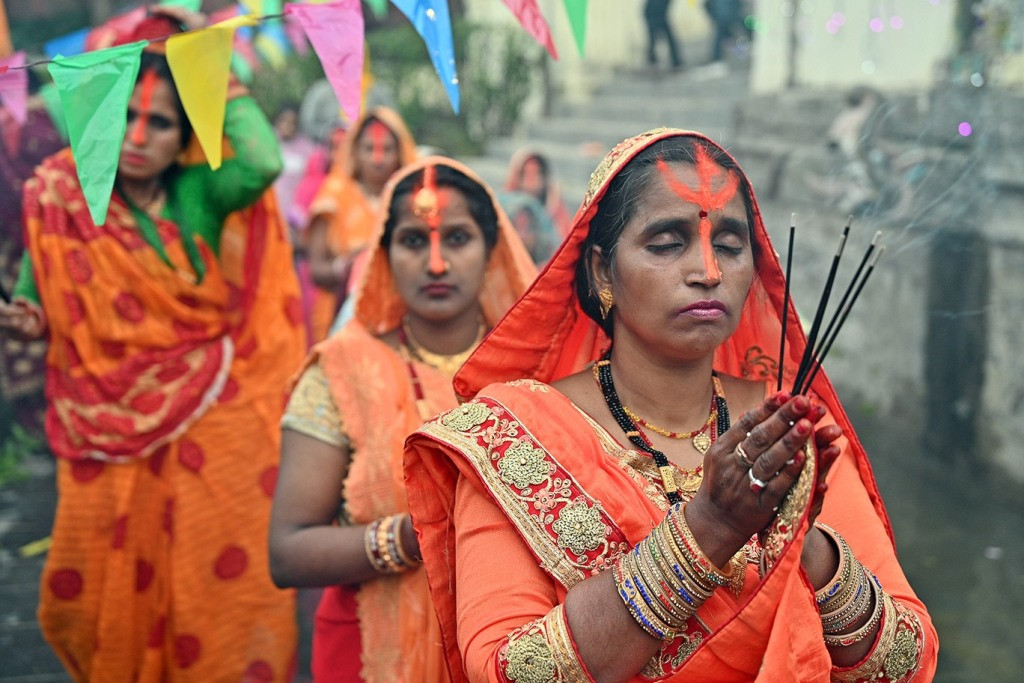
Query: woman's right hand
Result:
<box><xmin>0</xmin><ymin>299</ymin><xmax>46</xmax><ymax>341</ymax></box>
<box><xmin>685</xmin><ymin>393</ymin><xmax>832</xmax><ymax>567</ymax></box>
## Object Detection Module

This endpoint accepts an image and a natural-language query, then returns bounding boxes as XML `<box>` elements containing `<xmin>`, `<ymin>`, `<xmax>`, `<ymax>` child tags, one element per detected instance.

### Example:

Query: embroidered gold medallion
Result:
<box><xmin>551</xmin><ymin>500</ymin><xmax>607</xmax><ymax>555</ymax></box>
<box><xmin>504</xmin><ymin>633</ymin><xmax>556</xmax><ymax>683</ymax></box>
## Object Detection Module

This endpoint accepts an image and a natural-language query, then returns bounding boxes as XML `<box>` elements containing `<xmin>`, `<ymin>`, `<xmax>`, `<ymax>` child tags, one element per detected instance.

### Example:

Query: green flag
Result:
<box><xmin>48</xmin><ymin>41</ymin><xmax>146</xmax><ymax>226</ymax></box>
<box><xmin>562</xmin><ymin>0</ymin><xmax>587</xmax><ymax>56</ymax></box>
<box><xmin>364</xmin><ymin>0</ymin><xmax>388</xmax><ymax>19</ymax></box>
<box><xmin>159</xmin><ymin>0</ymin><xmax>203</xmax><ymax>11</ymax></box>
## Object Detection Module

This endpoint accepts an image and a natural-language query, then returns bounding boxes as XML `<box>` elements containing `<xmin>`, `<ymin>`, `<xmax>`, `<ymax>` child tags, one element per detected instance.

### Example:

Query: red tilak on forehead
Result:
<box><xmin>412</xmin><ymin>165</ymin><xmax>448</xmax><ymax>274</ymax></box>
<box><xmin>656</xmin><ymin>147</ymin><xmax>740</xmax><ymax>281</ymax></box>
<box><xmin>366</xmin><ymin>119</ymin><xmax>390</xmax><ymax>165</ymax></box>
<box><xmin>130</xmin><ymin>68</ymin><xmax>159</xmax><ymax>147</ymax></box>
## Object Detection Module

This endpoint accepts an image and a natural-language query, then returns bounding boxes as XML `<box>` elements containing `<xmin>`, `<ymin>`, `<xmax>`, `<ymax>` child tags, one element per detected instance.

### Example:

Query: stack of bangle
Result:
<box><xmin>364</xmin><ymin>513</ymin><xmax>420</xmax><ymax>574</ymax></box>
<box><xmin>815</xmin><ymin>524</ymin><xmax>883</xmax><ymax>647</ymax></box>
<box><xmin>613</xmin><ymin>503</ymin><xmax>735</xmax><ymax>640</ymax></box>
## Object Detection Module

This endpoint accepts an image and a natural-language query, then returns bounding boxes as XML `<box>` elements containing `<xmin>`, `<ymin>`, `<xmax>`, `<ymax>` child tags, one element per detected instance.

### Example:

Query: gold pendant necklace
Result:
<box><xmin>401</xmin><ymin>316</ymin><xmax>486</xmax><ymax>378</ymax></box>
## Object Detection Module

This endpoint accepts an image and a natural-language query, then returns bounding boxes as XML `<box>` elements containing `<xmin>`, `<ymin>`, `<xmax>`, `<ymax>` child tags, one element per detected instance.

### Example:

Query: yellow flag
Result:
<box><xmin>166</xmin><ymin>16</ymin><xmax>257</xmax><ymax>169</ymax></box>
<box><xmin>240</xmin><ymin>0</ymin><xmax>263</xmax><ymax>14</ymax></box>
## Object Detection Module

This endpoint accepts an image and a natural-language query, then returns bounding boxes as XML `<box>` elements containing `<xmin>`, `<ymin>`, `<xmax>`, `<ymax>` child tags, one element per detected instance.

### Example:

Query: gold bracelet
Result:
<box><xmin>823</xmin><ymin>575</ymin><xmax>884</xmax><ymax>647</ymax></box>
<box><xmin>670</xmin><ymin>504</ymin><xmax>732</xmax><ymax>589</ymax></box>
<box><xmin>613</xmin><ymin>551</ymin><xmax>677</xmax><ymax>640</ymax></box>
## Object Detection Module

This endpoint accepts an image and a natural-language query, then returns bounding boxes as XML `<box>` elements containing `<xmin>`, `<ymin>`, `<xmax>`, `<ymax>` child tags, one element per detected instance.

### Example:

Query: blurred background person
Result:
<box><xmin>304</xmin><ymin>106</ymin><xmax>416</xmax><ymax>342</ymax></box>
<box><xmin>0</xmin><ymin>65</ymin><xmax>63</xmax><ymax>440</ymax></box>
<box><xmin>644</xmin><ymin>0</ymin><xmax>684</xmax><ymax>70</ymax></box>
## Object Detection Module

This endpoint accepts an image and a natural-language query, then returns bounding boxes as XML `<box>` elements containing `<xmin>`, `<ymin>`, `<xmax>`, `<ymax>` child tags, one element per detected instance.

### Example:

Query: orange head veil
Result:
<box><xmin>352</xmin><ymin>156</ymin><xmax>537</xmax><ymax>335</ymax></box>
<box><xmin>454</xmin><ymin>128</ymin><xmax>893</xmax><ymax>536</ymax></box>
<box><xmin>335</xmin><ymin>106</ymin><xmax>418</xmax><ymax>180</ymax></box>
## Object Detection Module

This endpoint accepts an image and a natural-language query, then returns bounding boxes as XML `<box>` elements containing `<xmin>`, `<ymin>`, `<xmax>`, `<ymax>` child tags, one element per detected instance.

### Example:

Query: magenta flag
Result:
<box><xmin>502</xmin><ymin>0</ymin><xmax>558</xmax><ymax>59</ymax></box>
<box><xmin>286</xmin><ymin>0</ymin><xmax>364</xmax><ymax>124</ymax></box>
<box><xmin>0</xmin><ymin>52</ymin><xmax>28</xmax><ymax>124</ymax></box>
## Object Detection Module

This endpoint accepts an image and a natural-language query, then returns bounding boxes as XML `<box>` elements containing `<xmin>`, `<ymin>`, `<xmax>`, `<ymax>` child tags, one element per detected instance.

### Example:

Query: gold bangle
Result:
<box><xmin>824</xmin><ymin>575</ymin><xmax>884</xmax><ymax>647</ymax></box>
<box><xmin>391</xmin><ymin>514</ymin><xmax>420</xmax><ymax>567</ymax></box>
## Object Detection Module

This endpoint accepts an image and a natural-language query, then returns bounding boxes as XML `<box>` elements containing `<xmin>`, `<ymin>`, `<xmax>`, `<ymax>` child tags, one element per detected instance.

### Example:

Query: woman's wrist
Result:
<box><xmin>801</xmin><ymin>525</ymin><xmax>840</xmax><ymax>590</ymax></box>
<box><xmin>683</xmin><ymin>496</ymin><xmax>749</xmax><ymax>568</ymax></box>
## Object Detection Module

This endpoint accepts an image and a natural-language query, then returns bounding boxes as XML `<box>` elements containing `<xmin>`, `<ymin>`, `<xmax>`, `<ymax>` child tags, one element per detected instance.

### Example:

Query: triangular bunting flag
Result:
<box><xmin>502</xmin><ymin>0</ymin><xmax>558</xmax><ymax>59</ymax></box>
<box><xmin>166</xmin><ymin>15</ymin><xmax>258</xmax><ymax>170</ymax></box>
<box><xmin>48</xmin><ymin>41</ymin><xmax>145</xmax><ymax>226</ymax></box>
<box><xmin>286</xmin><ymin>0</ymin><xmax>364</xmax><ymax>125</ymax></box>
<box><xmin>562</xmin><ymin>0</ymin><xmax>587</xmax><ymax>57</ymax></box>
<box><xmin>364</xmin><ymin>0</ymin><xmax>389</xmax><ymax>19</ymax></box>
<box><xmin>391</xmin><ymin>0</ymin><xmax>460</xmax><ymax>114</ymax></box>
<box><xmin>0</xmin><ymin>51</ymin><xmax>27</xmax><ymax>124</ymax></box>
<box><xmin>159</xmin><ymin>0</ymin><xmax>203</xmax><ymax>10</ymax></box>
<box><xmin>44</xmin><ymin>27</ymin><xmax>90</xmax><ymax>59</ymax></box>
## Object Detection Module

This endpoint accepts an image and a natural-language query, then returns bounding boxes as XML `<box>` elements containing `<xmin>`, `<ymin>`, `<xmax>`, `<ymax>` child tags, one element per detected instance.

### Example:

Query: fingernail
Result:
<box><xmin>796</xmin><ymin>420</ymin><xmax>810</xmax><ymax>435</ymax></box>
<box><xmin>794</xmin><ymin>452</ymin><xmax>805</xmax><ymax>466</ymax></box>
<box><xmin>774</xmin><ymin>391</ymin><xmax>791</xmax><ymax>404</ymax></box>
<box><xmin>794</xmin><ymin>396</ymin><xmax>809</xmax><ymax>411</ymax></box>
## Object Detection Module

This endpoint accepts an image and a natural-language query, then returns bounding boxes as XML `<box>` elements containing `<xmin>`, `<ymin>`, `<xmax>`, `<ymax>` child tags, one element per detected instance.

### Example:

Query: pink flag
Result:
<box><xmin>286</xmin><ymin>0</ymin><xmax>363</xmax><ymax>124</ymax></box>
<box><xmin>0</xmin><ymin>51</ymin><xmax>27</xmax><ymax>124</ymax></box>
<box><xmin>502</xmin><ymin>0</ymin><xmax>558</xmax><ymax>59</ymax></box>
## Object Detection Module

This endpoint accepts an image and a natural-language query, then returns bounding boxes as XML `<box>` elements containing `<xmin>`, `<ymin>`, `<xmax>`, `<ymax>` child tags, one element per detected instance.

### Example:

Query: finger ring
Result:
<box><xmin>748</xmin><ymin>468</ymin><xmax>768</xmax><ymax>492</ymax></box>
<box><xmin>735</xmin><ymin>442</ymin><xmax>756</xmax><ymax>468</ymax></box>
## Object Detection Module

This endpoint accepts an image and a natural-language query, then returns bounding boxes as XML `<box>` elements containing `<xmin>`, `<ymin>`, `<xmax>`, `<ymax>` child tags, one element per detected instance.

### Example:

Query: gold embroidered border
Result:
<box><xmin>829</xmin><ymin>592</ymin><xmax>926</xmax><ymax>683</ymax></box>
<box><xmin>497</xmin><ymin>606</ymin><xmax>591</xmax><ymax>683</ymax></box>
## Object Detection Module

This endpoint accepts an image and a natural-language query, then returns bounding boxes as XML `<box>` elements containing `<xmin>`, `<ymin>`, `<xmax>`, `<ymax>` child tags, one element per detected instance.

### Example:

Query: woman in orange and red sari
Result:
<box><xmin>404</xmin><ymin>129</ymin><xmax>938</xmax><ymax>682</ymax></box>
<box><xmin>268</xmin><ymin>157</ymin><xmax>535</xmax><ymax>682</ymax></box>
<box><xmin>0</xmin><ymin>9</ymin><xmax>304</xmax><ymax>681</ymax></box>
<box><xmin>305</xmin><ymin>107</ymin><xmax>417</xmax><ymax>341</ymax></box>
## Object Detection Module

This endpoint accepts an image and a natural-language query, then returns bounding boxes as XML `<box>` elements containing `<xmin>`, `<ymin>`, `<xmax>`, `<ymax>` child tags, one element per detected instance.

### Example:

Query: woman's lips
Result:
<box><xmin>678</xmin><ymin>300</ymin><xmax>727</xmax><ymax>319</ymax></box>
<box><xmin>121</xmin><ymin>152</ymin><xmax>148</xmax><ymax>166</ymax></box>
<box><xmin>421</xmin><ymin>283</ymin><xmax>454</xmax><ymax>297</ymax></box>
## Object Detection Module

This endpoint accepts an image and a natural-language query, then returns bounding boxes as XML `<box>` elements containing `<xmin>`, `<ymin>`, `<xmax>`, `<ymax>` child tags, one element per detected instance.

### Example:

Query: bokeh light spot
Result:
<box><xmin>958</xmin><ymin>121</ymin><xmax>973</xmax><ymax>137</ymax></box>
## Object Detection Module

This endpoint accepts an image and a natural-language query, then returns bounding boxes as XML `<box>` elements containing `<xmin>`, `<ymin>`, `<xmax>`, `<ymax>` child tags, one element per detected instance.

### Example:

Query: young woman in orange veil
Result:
<box><xmin>269</xmin><ymin>157</ymin><xmax>536</xmax><ymax>682</ymax></box>
<box><xmin>304</xmin><ymin>107</ymin><xmax>417</xmax><ymax>341</ymax></box>
<box><xmin>404</xmin><ymin>129</ymin><xmax>938</xmax><ymax>682</ymax></box>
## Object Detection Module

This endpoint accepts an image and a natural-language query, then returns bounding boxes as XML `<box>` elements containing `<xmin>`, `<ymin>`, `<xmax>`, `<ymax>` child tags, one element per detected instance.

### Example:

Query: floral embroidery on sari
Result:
<box><xmin>423</xmin><ymin>393</ymin><xmax>718</xmax><ymax>679</ymax></box>
<box><xmin>830</xmin><ymin>593</ymin><xmax>927</xmax><ymax>683</ymax></box>
<box><xmin>497</xmin><ymin>606</ymin><xmax>587</xmax><ymax>683</ymax></box>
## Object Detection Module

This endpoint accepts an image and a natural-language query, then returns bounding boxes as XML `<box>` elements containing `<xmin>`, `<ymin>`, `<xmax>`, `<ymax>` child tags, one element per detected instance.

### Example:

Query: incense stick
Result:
<box><xmin>777</xmin><ymin>214</ymin><xmax>796</xmax><ymax>391</ymax></box>
<box><xmin>799</xmin><ymin>246</ymin><xmax>886</xmax><ymax>394</ymax></box>
<box><xmin>792</xmin><ymin>219</ymin><xmax>851</xmax><ymax>393</ymax></box>
<box><xmin>808</xmin><ymin>230</ymin><xmax>881</xmax><ymax>368</ymax></box>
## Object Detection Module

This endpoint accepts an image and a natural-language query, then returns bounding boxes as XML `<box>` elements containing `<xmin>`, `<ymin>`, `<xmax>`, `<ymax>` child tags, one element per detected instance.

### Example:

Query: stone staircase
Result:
<box><xmin>464</xmin><ymin>62</ymin><xmax>752</xmax><ymax>209</ymax></box>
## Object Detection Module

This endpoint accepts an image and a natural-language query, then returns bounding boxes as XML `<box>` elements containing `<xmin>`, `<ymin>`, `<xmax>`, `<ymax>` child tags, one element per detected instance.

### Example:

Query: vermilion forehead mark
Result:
<box><xmin>656</xmin><ymin>147</ymin><xmax>740</xmax><ymax>280</ymax></box>
<box><xmin>130</xmin><ymin>69</ymin><xmax>159</xmax><ymax>147</ymax></box>
<box><xmin>366</xmin><ymin>119</ymin><xmax>390</xmax><ymax>164</ymax></box>
<box><xmin>411</xmin><ymin>165</ymin><xmax>448</xmax><ymax>274</ymax></box>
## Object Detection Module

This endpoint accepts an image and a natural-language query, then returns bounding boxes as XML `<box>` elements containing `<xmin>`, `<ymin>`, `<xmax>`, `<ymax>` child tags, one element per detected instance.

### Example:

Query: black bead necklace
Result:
<box><xmin>595</xmin><ymin>352</ymin><xmax>730</xmax><ymax>505</ymax></box>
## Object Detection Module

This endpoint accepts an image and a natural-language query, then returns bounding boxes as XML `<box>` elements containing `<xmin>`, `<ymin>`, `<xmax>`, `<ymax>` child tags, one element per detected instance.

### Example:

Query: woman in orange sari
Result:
<box><xmin>268</xmin><ymin>157</ymin><xmax>535</xmax><ymax>682</ymax></box>
<box><xmin>0</xmin><ymin>10</ymin><xmax>304</xmax><ymax>681</ymax></box>
<box><xmin>404</xmin><ymin>129</ymin><xmax>938</xmax><ymax>682</ymax></box>
<box><xmin>305</xmin><ymin>107</ymin><xmax>417</xmax><ymax>341</ymax></box>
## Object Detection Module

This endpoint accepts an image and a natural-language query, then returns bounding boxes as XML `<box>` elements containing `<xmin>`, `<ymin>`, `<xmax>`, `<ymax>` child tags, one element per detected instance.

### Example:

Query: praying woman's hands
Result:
<box><xmin>684</xmin><ymin>393</ymin><xmax>839</xmax><ymax>568</ymax></box>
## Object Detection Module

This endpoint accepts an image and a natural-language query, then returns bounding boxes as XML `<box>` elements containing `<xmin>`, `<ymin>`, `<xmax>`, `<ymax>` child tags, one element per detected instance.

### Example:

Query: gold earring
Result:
<box><xmin>598</xmin><ymin>287</ymin><xmax>614</xmax><ymax>320</ymax></box>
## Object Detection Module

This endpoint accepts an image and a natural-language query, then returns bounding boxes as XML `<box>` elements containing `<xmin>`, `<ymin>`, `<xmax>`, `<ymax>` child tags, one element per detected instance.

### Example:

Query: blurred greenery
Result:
<box><xmin>367</xmin><ymin>20</ymin><xmax>544</xmax><ymax>155</ymax></box>
<box><xmin>0</xmin><ymin>422</ymin><xmax>44</xmax><ymax>488</ymax></box>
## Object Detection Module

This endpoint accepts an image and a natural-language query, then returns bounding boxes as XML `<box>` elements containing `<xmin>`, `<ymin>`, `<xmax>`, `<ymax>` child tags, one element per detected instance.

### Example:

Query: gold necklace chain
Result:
<box><xmin>591</xmin><ymin>365</ymin><xmax>724</xmax><ymax>453</ymax></box>
<box><xmin>401</xmin><ymin>317</ymin><xmax>486</xmax><ymax>377</ymax></box>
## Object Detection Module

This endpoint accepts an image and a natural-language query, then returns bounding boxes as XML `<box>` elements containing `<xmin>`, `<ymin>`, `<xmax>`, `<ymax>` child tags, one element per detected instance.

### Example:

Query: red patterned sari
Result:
<box><xmin>26</xmin><ymin>148</ymin><xmax>305</xmax><ymax>681</ymax></box>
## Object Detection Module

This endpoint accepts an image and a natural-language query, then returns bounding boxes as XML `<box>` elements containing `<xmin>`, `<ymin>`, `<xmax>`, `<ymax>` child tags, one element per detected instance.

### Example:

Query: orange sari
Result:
<box><xmin>405</xmin><ymin>130</ymin><xmax>938</xmax><ymax>682</ymax></box>
<box><xmin>306</xmin><ymin>107</ymin><xmax>417</xmax><ymax>341</ymax></box>
<box><xmin>27</xmin><ymin>150</ymin><xmax>305</xmax><ymax>681</ymax></box>
<box><xmin>298</xmin><ymin>157</ymin><xmax>535</xmax><ymax>682</ymax></box>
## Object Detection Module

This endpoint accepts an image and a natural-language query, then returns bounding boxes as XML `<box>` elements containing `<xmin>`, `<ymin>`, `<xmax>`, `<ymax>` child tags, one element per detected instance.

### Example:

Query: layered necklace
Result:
<box><xmin>594</xmin><ymin>352</ymin><xmax>730</xmax><ymax>505</ymax></box>
<box><xmin>400</xmin><ymin>316</ymin><xmax>486</xmax><ymax>378</ymax></box>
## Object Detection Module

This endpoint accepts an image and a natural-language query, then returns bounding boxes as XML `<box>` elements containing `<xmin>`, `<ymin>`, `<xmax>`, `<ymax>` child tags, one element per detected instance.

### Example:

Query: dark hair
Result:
<box><xmin>381</xmin><ymin>164</ymin><xmax>500</xmax><ymax>251</ymax></box>
<box><xmin>354</xmin><ymin>114</ymin><xmax>397</xmax><ymax>148</ymax></box>
<box><xmin>137</xmin><ymin>52</ymin><xmax>193</xmax><ymax>150</ymax></box>
<box><xmin>575</xmin><ymin>136</ymin><xmax>757</xmax><ymax>336</ymax></box>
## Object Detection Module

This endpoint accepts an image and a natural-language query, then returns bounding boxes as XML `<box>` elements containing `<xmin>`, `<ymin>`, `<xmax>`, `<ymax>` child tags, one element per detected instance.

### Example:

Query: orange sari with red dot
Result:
<box><xmin>25</xmin><ymin>150</ymin><xmax>305</xmax><ymax>681</ymax></box>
